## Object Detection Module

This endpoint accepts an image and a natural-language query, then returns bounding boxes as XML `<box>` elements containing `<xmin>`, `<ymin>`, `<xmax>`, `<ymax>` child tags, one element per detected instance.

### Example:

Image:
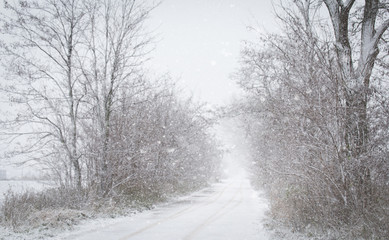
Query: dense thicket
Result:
<box><xmin>236</xmin><ymin>0</ymin><xmax>388</xmax><ymax>238</ymax></box>
<box><xmin>82</xmin><ymin>84</ymin><xmax>221</xmax><ymax>200</ymax></box>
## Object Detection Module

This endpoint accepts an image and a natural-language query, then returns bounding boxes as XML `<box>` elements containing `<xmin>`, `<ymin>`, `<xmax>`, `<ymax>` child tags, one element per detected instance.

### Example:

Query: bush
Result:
<box><xmin>0</xmin><ymin>188</ymin><xmax>88</xmax><ymax>230</ymax></box>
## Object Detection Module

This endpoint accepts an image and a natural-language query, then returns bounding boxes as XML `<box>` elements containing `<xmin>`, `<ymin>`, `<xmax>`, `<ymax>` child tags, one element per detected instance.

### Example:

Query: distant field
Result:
<box><xmin>0</xmin><ymin>180</ymin><xmax>55</xmax><ymax>203</ymax></box>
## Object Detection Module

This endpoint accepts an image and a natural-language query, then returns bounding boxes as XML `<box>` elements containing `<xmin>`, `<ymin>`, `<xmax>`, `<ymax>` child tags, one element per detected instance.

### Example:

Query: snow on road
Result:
<box><xmin>56</xmin><ymin>173</ymin><xmax>270</xmax><ymax>240</ymax></box>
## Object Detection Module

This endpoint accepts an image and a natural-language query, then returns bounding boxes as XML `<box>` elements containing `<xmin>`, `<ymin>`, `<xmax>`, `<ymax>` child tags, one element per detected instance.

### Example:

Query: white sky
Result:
<box><xmin>147</xmin><ymin>0</ymin><xmax>277</xmax><ymax>106</ymax></box>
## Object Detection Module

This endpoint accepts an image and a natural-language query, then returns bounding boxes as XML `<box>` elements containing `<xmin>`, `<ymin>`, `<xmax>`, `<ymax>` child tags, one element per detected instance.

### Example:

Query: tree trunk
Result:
<box><xmin>67</xmin><ymin>10</ymin><xmax>82</xmax><ymax>191</ymax></box>
<box><xmin>324</xmin><ymin>0</ymin><xmax>389</xmax><ymax>156</ymax></box>
<box><xmin>324</xmin><ymin>0</ymin><xmax>389</xmax><ymax>216</ymax></box>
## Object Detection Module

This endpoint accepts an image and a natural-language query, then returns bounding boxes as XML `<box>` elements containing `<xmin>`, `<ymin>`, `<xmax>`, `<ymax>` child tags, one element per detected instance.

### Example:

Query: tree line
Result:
<box><xmin>0</xmin><ymin>0</ymin><xmax>221</xmax><ymax>209</ymax></box>
<box><xmin>235</xmin><ymin>0</ymin><xmax>388</xmax><ymax>238</ymax></box>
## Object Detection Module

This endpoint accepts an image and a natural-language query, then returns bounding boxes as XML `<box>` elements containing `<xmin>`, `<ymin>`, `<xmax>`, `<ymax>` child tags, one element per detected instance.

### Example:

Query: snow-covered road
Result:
<box><xmin>57</xmin><ymin>174</ymin><xmax>270</xmax><ymax>240</ymax></box>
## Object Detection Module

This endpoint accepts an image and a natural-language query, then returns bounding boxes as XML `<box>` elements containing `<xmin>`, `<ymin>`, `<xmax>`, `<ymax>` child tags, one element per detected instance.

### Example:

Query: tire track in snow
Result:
<box><xmin>182</xmin><ymin>180</ymin><xmax>244</xmax><ymax>240</ymax></box>
<box><xmin>60</xmin><ymin>182</ymin><xmax>230</xmax><ymax>240</ymax></box>
<box><xmin>119</xmin><ymin>181</ymin><xmax>233</xmax><ymax>240</ymax></box>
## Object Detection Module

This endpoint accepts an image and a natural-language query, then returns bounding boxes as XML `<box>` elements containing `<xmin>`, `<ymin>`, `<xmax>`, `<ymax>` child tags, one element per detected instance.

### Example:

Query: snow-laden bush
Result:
<box><xmin>81</xmin><ymin>86</ymin><xmax>221</xmax><ymax>200</ymax></box>
<box><xmin>0</xmin><ymin>86</ymin><xmax>221</xmax><ymax>231</ymax></box>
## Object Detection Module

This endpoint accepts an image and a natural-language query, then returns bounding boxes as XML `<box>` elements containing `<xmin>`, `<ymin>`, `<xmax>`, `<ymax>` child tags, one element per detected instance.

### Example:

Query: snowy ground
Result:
<box><xmin>52</xmin><ymin>173</ymin><xmax>270</xmax><ymax>240</ymax></box>
<box><xmin>0</xmin><ymin>180</ymin><xmax>54</xmax><ymax>202</ymax></box>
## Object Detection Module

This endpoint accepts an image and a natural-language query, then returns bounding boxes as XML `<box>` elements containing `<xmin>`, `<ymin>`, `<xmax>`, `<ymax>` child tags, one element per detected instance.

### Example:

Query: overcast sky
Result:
<box><xmin>1</xmin><ymin>0</ymin><xmax>278</xmax><ymax>177</ymax></box>
<box><xmin>147</xmin><ymin>0</ymin><xmax>277</xmax><ymax>106</ymax></box>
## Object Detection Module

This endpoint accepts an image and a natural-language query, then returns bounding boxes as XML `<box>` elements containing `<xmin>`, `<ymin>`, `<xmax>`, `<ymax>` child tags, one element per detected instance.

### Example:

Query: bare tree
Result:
<box><xmin>79</xmin><ymin>0</ymin><xmax>155</xmax><ymax>196</ymax></box>
<box><xmin>322</xmin><ymin>0</ymin><xmax>389</xmax><ymax>217</ymax></box>
<box><xmin>323</xmin><ymin>0</ymin><xmax>389</xmax><ymax>155</ymax></box>
<box><xmin>0</xmin><ymin>0</ymin><xmax>87</xmax><ymax>190</ymax></box>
